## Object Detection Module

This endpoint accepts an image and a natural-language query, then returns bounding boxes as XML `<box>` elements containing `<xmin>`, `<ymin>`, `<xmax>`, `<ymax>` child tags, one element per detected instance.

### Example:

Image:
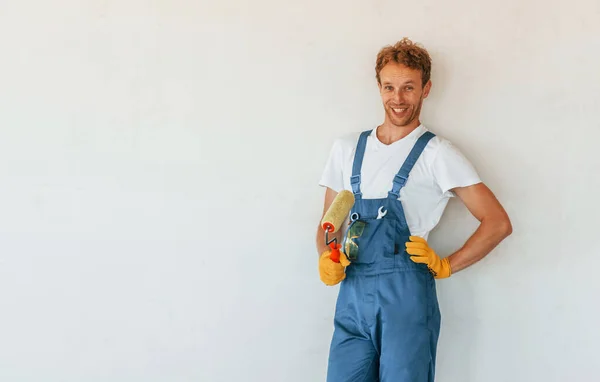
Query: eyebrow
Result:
<box><xmin>382</xmin><ymin>80</ymin><xmax>415</xmax><ymax>85</ymax></box>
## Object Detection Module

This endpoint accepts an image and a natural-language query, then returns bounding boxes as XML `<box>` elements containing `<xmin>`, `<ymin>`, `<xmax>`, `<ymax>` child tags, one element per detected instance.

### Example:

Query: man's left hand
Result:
<box><xmin>405</xmin><ymin>236</ymin><xmax>452</xmax><ymax>279</ymax></box>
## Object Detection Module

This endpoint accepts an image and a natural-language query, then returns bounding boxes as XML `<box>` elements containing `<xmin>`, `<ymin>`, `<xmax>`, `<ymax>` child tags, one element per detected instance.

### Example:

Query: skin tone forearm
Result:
<box><xmin>447</xmin><ymin>183</ymin><xmax>512</xmax><ymax>274</ymax></box>
<box><xmin>446</xmin><ymin>215</ymin><xmax>512</xmax><ymax>273</ymax></box>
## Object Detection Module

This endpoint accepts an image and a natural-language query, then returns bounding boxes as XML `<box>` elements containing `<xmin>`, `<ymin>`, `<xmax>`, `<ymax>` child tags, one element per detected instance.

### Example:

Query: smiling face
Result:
<box><xmin>378</xmin><ymin>62</ymin><xmax>431</xmax><ymax>129</ymax></box>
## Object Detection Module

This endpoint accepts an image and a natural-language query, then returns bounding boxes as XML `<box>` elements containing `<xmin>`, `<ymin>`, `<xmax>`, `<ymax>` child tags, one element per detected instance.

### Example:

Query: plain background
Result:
<box><xmin>1</xmin><ymin>0</ymin><xmax>599</xmax><ymax>381</ymax></box>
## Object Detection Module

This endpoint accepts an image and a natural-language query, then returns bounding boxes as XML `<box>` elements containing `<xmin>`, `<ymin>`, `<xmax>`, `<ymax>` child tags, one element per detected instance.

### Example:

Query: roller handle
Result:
<box><xmin>329</xmin><ymin>242</ymin><xmax>341</xmax><ymax>263</ymax></box>
<box><xmin>323</xmin><ymin>224</ymin><xmax>341</xmax><ymax>263</ymax></box>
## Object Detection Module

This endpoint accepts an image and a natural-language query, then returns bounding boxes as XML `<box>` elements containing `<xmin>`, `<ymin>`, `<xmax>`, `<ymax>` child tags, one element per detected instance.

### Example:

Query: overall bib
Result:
<box><xmin>327</xmin><ymin>130</ymin><xmax>441</xmax><ymax>382</ymax></box>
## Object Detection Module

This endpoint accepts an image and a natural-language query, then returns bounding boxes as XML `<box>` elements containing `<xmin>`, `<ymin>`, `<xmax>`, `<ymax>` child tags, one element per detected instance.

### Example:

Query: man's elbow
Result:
<box><xmin>483</xmin><ymin>213</ymin><xmax>512</xmax><ymax>240</ymax></box>
<box><xmin>498</xmin><ymin>216</ymin><xmax>513</xmax><ymax>239</ymax></box>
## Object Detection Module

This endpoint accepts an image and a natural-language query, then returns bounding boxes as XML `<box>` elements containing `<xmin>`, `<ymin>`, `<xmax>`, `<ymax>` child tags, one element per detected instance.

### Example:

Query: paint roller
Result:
<box><xmin>320</xmin><ymin>190</ymin><xmax>355</xmax><ymax>263</ymax></box>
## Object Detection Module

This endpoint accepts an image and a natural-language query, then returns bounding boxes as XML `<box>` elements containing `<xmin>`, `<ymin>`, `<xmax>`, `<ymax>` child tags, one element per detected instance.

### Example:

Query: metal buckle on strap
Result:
<box><xmin>394</xmin><ymin>174</ymin><xmax>408</xmax><ymax>186</ymax></box>
<box><xmin>350</xmin><ymin>175</ymin><xmax>361</xmax><ymax>185</ymax></box>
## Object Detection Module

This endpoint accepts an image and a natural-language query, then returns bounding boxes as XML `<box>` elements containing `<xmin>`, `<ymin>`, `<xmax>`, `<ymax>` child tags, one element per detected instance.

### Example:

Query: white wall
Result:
<box><xmin>0</xmin><ymin>1</ymin><xmax>598</xmax><ymax>381</ymax></box>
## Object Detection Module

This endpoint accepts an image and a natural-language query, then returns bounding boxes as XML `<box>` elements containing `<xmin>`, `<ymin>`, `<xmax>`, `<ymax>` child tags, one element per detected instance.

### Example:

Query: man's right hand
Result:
<box><xmin>319</xmin><ymin>249</ymin><xmax>351</xmax><ymax>286</ymax></box>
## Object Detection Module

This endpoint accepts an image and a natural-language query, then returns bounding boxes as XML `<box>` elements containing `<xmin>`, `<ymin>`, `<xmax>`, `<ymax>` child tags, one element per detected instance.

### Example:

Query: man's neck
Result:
<box><xmin>376</xmin><ymin>120</ymin><xmax>421</xmax><ymax>145</ymax></box>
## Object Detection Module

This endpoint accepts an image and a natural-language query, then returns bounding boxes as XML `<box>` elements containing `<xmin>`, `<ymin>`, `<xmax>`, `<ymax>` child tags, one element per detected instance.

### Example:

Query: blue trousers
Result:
<box><xmin>326</xmin><ymin>267</ymin><xmax>441</xmax><ymax>382</ymax></box>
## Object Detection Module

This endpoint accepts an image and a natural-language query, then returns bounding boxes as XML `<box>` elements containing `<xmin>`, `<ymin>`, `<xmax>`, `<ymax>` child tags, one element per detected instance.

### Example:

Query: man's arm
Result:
<box><xmin>446</xmin><ymin>182</ymin><xmax>512</xmax><ymax>273</ymax></box>
<box><xmin>315</xmin><ymin>187</ymin><xmax>343</xmax><ymax>255</ymax></box>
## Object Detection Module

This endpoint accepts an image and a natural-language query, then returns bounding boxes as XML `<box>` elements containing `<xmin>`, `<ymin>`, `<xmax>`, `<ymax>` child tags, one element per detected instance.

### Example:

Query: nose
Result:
<box><xmin>393</xmin><ymin>89</ymin><xmax>404</xmax><ymax>104</ymax></box>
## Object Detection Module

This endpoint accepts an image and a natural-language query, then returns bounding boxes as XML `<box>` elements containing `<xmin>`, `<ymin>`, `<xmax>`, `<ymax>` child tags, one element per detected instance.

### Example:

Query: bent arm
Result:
<box><xmin>446</xmin><ymin>183</ymin><xmax>513</xmax><ymax>273</ymax></box>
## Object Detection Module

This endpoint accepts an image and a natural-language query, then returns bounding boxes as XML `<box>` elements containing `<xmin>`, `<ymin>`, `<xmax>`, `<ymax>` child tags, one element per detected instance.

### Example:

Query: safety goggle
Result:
<box><xmin>344</xmin><ymin>220</ymin><xmax>367</xmax><ymax>261</ymax></box>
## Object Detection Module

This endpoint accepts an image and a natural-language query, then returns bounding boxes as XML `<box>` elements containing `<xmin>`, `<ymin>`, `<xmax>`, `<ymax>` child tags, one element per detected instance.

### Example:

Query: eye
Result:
<box><xmin>405</xmin><ymin>86</ymin><xmax>414</xmax><ymax>91</ymax></box>
<box><xmin>385</xmin><ymin>85</ymin><xmax>393</xmax><ymax>91</ymax></box>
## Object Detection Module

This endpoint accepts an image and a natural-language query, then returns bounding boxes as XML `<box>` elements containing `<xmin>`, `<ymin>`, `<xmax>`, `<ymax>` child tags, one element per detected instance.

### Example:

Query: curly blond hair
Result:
<box><xmin>375</xmin><ymin>38</ymin><xmax>432</xmax><ymax>87</ymax></box>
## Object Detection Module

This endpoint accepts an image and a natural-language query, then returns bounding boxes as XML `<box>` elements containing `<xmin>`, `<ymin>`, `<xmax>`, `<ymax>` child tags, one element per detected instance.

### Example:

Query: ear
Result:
<box><xmin>422</xmin><ymin>80</ymin><xmax>432</xmax><ymax>98</ymax></box>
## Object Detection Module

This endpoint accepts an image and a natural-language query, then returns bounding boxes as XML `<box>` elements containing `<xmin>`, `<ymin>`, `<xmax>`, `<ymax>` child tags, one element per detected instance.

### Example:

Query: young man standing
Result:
<box><xmin>316</xmin><ymin>38</ymin><xmax>512</xmax><ymax>382</ymax></box>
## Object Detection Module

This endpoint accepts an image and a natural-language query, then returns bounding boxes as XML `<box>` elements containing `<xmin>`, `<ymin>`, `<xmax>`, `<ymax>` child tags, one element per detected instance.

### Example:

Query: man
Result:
<box><xmin>316</xmin><ymin>38</ymin><xmax>512</xmax><ymax>382</ymax></box>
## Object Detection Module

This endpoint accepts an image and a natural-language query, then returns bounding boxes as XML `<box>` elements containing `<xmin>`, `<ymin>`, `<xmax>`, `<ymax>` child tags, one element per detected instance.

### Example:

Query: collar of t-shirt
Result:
<box><xmin>369</xmin><ymin>124</ymin><xmax>427</xmax><ymax>151</ymax></box>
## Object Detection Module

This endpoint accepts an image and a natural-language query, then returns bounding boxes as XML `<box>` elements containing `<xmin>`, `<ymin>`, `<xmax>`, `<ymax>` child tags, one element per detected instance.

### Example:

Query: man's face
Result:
<box><xmin>378</xmin><ymin>62</ymin><xmax>431</xmax><ymax>128</ymax></box>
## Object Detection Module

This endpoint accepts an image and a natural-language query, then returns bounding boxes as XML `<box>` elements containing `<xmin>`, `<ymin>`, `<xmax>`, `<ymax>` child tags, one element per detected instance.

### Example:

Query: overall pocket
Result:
<box><xmin>343</xmin><ymin>217</ymin><xmax>394</xmax><ymax>264</ymax></box>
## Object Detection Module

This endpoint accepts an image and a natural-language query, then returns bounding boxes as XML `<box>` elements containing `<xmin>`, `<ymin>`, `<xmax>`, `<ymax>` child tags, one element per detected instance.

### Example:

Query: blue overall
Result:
<box><xmin>327</xmin><ymin>130</ymin><xmax>441</xmax><ymax>382</ymax></box>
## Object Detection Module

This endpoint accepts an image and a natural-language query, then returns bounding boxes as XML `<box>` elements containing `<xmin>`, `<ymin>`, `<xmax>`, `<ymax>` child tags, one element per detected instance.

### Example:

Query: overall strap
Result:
<box><xmin>389</xmin><ymin>131</ymin><xmax>435</xmax><ymax>198</ymax></box>
<box><xmin>350</xmin><ymin>130</ymin><xmax>372</xmax><ymax>199</ymax></box>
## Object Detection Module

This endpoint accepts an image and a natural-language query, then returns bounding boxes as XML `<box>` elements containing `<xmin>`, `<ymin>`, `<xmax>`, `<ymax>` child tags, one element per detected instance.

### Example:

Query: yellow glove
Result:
<box><xmin>319</xmin><ymin>249</ymin><xmax>351</xmax><ymax>286</ymax></box>
<box><xmin>405</xmin><ymin>236</ymin><xmax>452</xmax><ymax>279</ymax></box>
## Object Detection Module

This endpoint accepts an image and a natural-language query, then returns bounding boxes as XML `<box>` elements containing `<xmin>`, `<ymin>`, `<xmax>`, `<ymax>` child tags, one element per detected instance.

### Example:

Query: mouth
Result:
<box><xmin>390</xmin><ymin>106</ymin><xmax>409</xmax><ymax>115</ymax></box>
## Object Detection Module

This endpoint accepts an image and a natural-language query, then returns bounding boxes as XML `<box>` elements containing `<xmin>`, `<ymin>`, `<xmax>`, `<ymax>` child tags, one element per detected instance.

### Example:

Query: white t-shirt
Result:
<box><xmin>319</xmin><ymin>124</ymin><xmax>482</xmax><ymax>239</ymax></box>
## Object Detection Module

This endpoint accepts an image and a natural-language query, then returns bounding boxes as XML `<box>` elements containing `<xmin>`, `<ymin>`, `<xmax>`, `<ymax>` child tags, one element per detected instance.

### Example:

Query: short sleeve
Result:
<box><xmin>318</xmin><ymin>139</ymin><xmax>344</xmax><ymax>192</ymax></box>
<box><xmin>431</xmin><ymin>139</ymin><xmax>482</xmax><ymax>196</ymax></box>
